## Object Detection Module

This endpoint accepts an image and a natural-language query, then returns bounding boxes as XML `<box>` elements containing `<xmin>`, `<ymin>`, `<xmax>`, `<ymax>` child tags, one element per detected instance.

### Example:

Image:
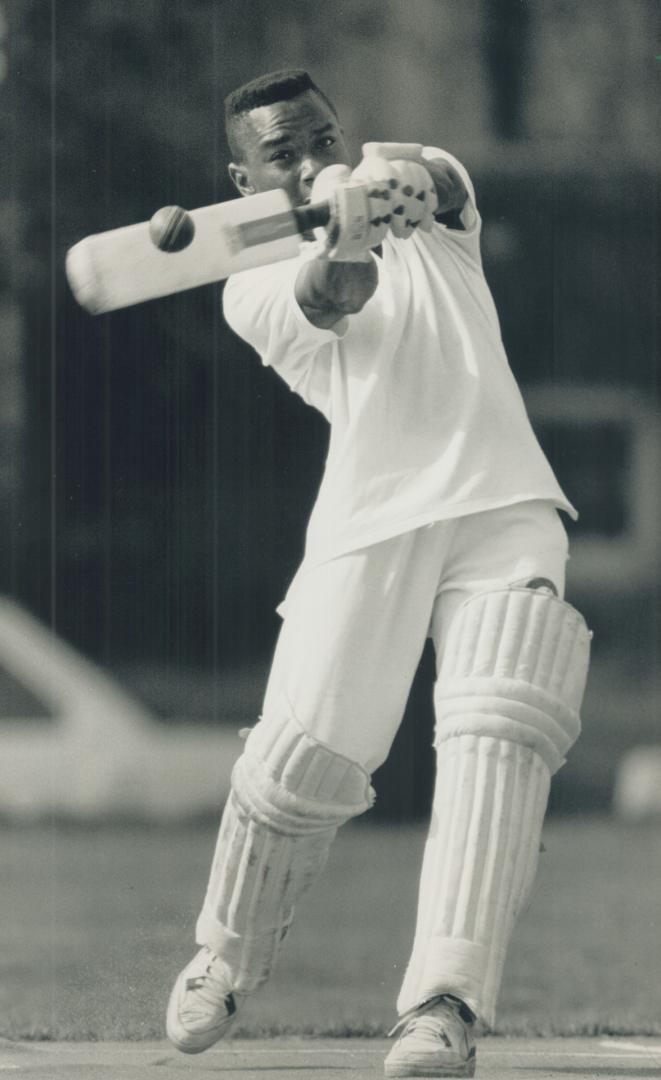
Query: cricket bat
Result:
<box><xmin>65</xmin><ymin>189</ymin><xmax>331</xmax><ymax>315</ymax></box>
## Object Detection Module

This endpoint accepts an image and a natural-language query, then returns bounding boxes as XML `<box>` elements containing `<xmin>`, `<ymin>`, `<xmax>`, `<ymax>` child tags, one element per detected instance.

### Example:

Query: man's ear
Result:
<box><xmin>228</xmin><ymin>162</ymin><xmax>255</xmax><ymax>198</ymax></box>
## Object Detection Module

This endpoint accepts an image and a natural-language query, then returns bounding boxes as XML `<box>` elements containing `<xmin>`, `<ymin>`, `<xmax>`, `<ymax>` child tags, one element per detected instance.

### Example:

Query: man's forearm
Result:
<box><xmin>295</xmin><ymin>256</ymin><xmax>378</xmax><ymax>330</ymax></box>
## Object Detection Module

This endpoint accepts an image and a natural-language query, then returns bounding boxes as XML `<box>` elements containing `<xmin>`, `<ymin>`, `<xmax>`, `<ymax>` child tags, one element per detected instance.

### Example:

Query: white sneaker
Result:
<box><xmin>384</xmin><ymin>995</ymin><xmax>476</xmax><ymax>1078</ymax></box>
<box><xmin>166</xmin><ymin>946</ymin><xmax>239</xmax><ymax>1053</ymax></box>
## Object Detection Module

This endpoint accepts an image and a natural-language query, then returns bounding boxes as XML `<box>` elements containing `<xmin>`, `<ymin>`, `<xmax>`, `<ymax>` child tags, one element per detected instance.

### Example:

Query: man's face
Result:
<box><xmin>228</xmin><ymin>90</ymin><xmax>350</xmax><ymax>207</ymax></box>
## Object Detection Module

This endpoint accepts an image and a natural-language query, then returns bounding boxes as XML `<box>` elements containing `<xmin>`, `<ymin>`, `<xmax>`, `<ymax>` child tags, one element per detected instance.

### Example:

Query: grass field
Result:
<box><xmin>1</xmin><ymin>817</ymin><xmax>660</xmax><ymax>1042</ymax></box>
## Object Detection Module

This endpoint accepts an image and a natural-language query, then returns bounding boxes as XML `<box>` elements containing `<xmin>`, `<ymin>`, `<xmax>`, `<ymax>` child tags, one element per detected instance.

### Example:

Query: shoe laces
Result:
<box><xmin>405</xmin><ymin>1011</ymin><xmax>454</xmax><ymax>1046</ymax></box>
<box><xmin>389</xmin><ymin>995</ymin><xmax>470</xmax><ymax>1041</ymax></box>
<box><xmin>183</xmin><ymin>950</ymin><xmax>236</xmax><ymax>1018</ymax></box>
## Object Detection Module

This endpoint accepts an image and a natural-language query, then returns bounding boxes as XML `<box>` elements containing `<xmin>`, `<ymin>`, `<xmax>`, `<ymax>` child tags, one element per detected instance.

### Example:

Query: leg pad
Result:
<box><xmin>196</xmin><ymin>714</ymin><xmax>373</xmax><ymax>992</ymax></box>
<box><xmin>398</xmin><ymin>587</ymin><xmax>590</xmax><ymax>1023</ymax></box>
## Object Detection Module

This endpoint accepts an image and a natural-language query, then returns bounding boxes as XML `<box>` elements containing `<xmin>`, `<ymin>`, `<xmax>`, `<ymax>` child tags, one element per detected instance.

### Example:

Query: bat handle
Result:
<box><xmin>291</xmin><ymin>201</ymin><xmax>331</xmax><ymax>233</ymax></box>
<box><xmin>234</xmin><ymin>200</ymin><xmax>331</xmax><ymax>252</ymax></box>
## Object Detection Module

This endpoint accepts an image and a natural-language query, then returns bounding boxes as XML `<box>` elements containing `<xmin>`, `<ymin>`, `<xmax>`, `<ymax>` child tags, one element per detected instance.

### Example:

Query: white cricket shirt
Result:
<box><xmin>223</xmin><ymin>148</ymin><xmax>575</xmax><ymax>581</ymax></box>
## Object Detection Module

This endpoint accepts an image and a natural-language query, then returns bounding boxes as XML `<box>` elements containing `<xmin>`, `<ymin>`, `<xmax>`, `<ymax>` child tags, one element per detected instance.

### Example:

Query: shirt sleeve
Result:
<box><xmin>223</xmin><ymin>252</ymin><xmax>343</xmax><ymax>419</ymax></box>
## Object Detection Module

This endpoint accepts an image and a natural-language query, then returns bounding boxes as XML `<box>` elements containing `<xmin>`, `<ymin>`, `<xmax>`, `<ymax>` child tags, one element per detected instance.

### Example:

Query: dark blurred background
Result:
<box><xmin>0</xmin><ymin>0</ymin><xmax>659</xmax><ymax>818</ymax></box>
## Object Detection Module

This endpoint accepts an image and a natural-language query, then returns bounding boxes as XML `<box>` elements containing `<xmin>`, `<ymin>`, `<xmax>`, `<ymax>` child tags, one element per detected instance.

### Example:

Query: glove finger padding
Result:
<box><xmin>310</xmin><ymin>164</ymin><xmax>373</xmax><ymax>262</ymax></box>
<box><xmin>390</xmin><ymin>160</ymin><xmax>438</xmax><ymax>236</ymax></box>
<box><xmin>352</xmin><ymin>156</ymin><xmax>438</xmax><ymax>237</ymax></box>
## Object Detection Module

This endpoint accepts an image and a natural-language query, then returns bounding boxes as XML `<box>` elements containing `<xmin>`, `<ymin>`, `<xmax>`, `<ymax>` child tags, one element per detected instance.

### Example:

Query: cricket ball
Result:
<box><xmin>149</xmin><ymin>205</ymin><xmax>195</xmax><ymax>252</ymax></box>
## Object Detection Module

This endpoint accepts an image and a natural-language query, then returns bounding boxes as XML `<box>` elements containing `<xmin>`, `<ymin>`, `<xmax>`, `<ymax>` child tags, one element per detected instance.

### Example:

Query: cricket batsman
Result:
<box><xmin>166</xmin><ymin>70</ymin><xmax>591</xmax><ymax>1078</ymax></box>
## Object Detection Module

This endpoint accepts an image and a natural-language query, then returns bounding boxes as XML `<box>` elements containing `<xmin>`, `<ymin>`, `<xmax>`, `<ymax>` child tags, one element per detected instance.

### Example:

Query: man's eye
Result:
<box><xmin>270</xmin><ymin>149</ymin><xmax>293</xmax><ymax>163</ymax></box>
<box><xmin>318</xmin><ymin>136</ymin><xmax>335</xmax><ymax>150</ymax></box>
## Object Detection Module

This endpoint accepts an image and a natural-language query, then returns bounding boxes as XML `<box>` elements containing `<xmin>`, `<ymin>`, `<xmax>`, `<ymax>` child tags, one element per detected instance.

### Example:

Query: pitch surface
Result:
<box><xmin>2</xmin><ymin>1037</ymin><xmax>661</xmax><ymax>1079</ymax></box>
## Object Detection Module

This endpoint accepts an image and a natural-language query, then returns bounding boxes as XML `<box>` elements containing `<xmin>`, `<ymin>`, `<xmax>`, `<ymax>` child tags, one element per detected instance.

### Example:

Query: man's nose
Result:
<box><xmin>299</xmin><ymin>156</ymin><xmax>323</xmax><ymax>191</ymax></box>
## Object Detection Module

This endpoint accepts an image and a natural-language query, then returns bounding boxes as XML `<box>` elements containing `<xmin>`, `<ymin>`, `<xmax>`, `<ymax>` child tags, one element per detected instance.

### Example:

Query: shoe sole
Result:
<box><xmin>384</xmin><ymin>1047</ymin><xmax>476</xmax><ymax>1078</ymax></box>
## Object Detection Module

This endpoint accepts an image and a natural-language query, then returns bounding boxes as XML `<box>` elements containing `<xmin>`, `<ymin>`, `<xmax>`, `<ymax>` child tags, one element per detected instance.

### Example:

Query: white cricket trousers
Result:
<box><xmin>197</xmin><ymin>498</ymin><xmax>574</xmax><ymax>1019</ymax></box>
<box><xmin>263</xmin><ymin>499</ymin><xmax>568</xmax><ymax>771</ymax></box>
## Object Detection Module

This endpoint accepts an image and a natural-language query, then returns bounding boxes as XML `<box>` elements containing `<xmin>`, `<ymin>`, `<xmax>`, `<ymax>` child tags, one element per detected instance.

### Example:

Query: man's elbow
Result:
<box><xmin>296</xmin><ymin>258</ymin><xmax>378</xmax><ymax>324</ymax></box>
<box><xmin>333</xmin><ymin>292</ymin><xmax>372</xmax><ymax>315</ymax></box>
<box><xmin>299</xmin><ymin>292</ymin><xmax>368</xmax><ymax>330</ymax></box>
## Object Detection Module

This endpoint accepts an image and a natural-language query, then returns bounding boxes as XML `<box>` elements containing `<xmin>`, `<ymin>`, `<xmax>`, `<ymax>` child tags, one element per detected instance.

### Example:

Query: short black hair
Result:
<box><xmin>224</xmin><ymin>69</ymin><xmax>337</xmax><ymax>160</ymax></box>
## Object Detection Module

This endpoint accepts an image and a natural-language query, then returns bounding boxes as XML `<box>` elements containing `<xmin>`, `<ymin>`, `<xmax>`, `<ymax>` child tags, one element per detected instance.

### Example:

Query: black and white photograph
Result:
<box><xmin>1</xmin><ymin>3</ymin><xmax>659</xmax><ymax>1077</ymax></box>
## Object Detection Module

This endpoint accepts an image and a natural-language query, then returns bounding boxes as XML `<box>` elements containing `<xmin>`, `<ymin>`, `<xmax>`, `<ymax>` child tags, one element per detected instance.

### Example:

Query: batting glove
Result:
<box><xmin>352</xmin><ymin>142</ymin><xmax>438</xmax><ymax>238</ymax></box>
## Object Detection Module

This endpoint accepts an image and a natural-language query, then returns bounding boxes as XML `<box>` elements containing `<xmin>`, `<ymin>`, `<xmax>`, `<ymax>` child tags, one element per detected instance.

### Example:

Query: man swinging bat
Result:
<box><xmin>164</xmin><ymin>69</ymin><xmax>591</xmax><ymax>1078</ymax></box>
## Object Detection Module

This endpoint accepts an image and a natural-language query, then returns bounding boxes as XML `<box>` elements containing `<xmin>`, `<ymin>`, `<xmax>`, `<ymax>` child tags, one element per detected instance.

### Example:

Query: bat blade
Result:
<box><xmin>65</xmin><ymin>189</ymin><xmax>328</xmax><ymax>315</ymax></box>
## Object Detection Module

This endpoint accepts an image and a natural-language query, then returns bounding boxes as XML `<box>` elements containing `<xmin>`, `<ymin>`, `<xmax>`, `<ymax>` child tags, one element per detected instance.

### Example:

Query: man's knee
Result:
<box><xmin>232</xmin><ymin>713</ymin><xmax>375</xmax><ymax>834</ymax></box>
<box><xmin>434</xmin><ymin>584</ymin><xmax>591</xmax><ymax>773</ymax></box>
